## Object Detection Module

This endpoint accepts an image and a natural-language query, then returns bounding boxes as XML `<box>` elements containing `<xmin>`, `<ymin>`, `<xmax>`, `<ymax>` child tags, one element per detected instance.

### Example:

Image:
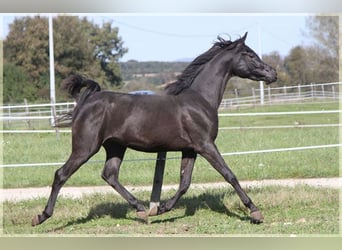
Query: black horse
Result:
<box><xmin>32</xmin><ymin>33</ymin><xmax>277</xmax><ymax>226</ymax></box>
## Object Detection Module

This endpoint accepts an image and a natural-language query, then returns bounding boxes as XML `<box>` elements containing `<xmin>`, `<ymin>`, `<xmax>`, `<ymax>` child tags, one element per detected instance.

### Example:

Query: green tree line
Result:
<box><xmin>3</xmin><ymin>15</ymin><xmax>128</xmax><ymax>102</ymax></box>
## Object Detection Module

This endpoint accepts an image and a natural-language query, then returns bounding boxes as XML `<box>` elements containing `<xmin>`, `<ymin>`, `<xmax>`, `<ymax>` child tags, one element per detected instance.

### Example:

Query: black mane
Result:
<box><xmin>165</xmin><ymin>36</ymin><xmax>237</xmax><ymax>95</ymax></box>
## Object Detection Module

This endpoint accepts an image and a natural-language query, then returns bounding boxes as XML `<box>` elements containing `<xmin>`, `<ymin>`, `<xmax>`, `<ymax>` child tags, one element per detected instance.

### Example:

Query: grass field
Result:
<box><xmin>2</xmin><ymin>102</ymin><xmax>339</xmax><ymax>188</ymax></box>
<box><xmin>2</xmin><ymin>101</ymin><xmax>340</xmax><ymax>235</ymax></box>
<box><xmin>3</xmin><ymin>186</ymin><xmax>339</xmax><ymax>235</ymax></box>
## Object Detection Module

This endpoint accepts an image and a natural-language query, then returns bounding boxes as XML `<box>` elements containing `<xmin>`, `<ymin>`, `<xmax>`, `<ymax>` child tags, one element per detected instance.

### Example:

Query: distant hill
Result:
<box><xmin>175</xmin><ymin>58</ymin><xmax>193</xmax><ymax>62</ymax></box>
<box><xmin>119</xmin><ymin>60</ymin><xmax>189</xmax><ymax>82</ymax></box>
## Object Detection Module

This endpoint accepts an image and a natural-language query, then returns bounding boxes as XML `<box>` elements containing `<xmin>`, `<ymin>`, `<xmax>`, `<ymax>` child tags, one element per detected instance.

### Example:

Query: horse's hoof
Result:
<box><xmin>148</xmin><ymin>205</ymin><xmax>159</xmax><ymax>216</ymax></box>
<box><xmin>31</xmin><ymin>215</ymin><xmax>40</xmax><ymax>227</ymax></box>
<box><xmin>136</xmin><ymin>211</ymin><xmax>149</xmax><ymax>223</ymax></box>
<box><xmin>250</xmin><ymin>210</ymin><xmax>264</xmax><ymax>224</ymax></box>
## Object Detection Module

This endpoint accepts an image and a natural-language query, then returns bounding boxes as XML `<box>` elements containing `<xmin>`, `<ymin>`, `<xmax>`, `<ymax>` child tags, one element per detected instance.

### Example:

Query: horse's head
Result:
<box><xmin>231</xmin><ymin>33</ymin><xmax>277</xmax><ymax>84</ymax></box>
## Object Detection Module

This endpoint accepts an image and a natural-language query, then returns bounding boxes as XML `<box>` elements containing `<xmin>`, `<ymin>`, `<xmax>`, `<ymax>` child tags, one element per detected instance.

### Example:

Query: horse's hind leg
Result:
<box><xmin>156</xmin><ymin>150</ymin><xmax>196</xmax><ymax>215</ymax></box>
<box><xmin>101</xmin><ymin>143</ymin><xmax>147</xmax><ymax>220</ymax></box>
<box><xmin>32</xmin><ymin>147</ymin><xmax>100</xmax><ymax>226</ymax></box>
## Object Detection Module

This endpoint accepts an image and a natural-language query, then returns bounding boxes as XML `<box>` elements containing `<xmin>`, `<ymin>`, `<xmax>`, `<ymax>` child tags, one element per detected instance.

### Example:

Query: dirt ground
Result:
<box><xmin>1</xmin><ymin>177</ymin><xmax>341</xmax><ymax>202</ymax></box>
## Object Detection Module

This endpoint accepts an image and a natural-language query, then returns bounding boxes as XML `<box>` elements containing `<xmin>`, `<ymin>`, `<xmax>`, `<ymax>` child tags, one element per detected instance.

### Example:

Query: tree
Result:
<box><xmin>304</xmin><ymin>15</ymin><xmax>338</xmax><ymax>83</ymax></box>
<box><xmin>3</xmin><ymin>63</ymin><xmax>37</xmax><ymax>103</ymax></box>
<box><xmin>91</xmin><ymin>21</ymin><xmax>128</xmax><ymax>86</ymax></box>
<box><xmin>3</xmin><ymin>15</ymin><xmax>128</xmax><ymax>101</ymax></box>
<box><xmin>284</xmin><ymin>46</ymin><xmax>309</xmax><ymax>85</ymax></box>
<box><xmin>4</xmin><ymin>16</ymin><xmax>49</xmax><ymax>88</ymax></box>
<box><xmin>53</xmin><ymin>16</ymin><xmax>94</xmax><ymax>78</ymax></box>
<box><xmin>306</xmin><ymin>16</ymin><xmax>338</xmax><ymax>59</ymax></box>
<box><xmin>270</xmin><ymin>15</ymin><xmax>339</xmax><ymax>86</ymax></box>
<box><xmin>262</xmin><ymin>51</ymin><xmax>290</xmax><ymax>87</ymax></box>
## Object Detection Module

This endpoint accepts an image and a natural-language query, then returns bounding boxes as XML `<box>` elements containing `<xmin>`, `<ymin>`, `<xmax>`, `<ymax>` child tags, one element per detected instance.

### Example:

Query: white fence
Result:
<box><xmin>1</xmin><ymin>83</ymin><xmax>340</xmax><ymax>128</ymax></box>
<box><xmin>1</xmin><ymin>101</ymin><xmax>76</xmax><ymax>129</ymax></box>
<box><xmin>219</xmin><ymin>82</ymin><xmax>340</xmax><ymax>109</ymax></box>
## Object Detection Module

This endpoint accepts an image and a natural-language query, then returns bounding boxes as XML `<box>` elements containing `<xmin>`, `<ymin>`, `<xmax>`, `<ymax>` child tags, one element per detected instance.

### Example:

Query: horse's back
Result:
<box><xmin>72</xmin><ymin>90</ymin><xmax>218</xmax><ymax>152</ymax></box>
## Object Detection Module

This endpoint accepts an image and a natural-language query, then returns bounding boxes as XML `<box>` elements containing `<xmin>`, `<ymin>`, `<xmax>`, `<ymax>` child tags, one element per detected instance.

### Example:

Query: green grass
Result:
<box><xmin>3</xmin><ymin>186</ymin><xmax>339</xmax><ymax>235</ymax></box>
<box><xmin>2</xmin><ymin>102</ymin><xmax>339</xmax><ymax>188</ymax></box>
<box><xmin>218</xmin><ymin>102</ymin><xmax>339</xmax><ymax>128</ymax></box>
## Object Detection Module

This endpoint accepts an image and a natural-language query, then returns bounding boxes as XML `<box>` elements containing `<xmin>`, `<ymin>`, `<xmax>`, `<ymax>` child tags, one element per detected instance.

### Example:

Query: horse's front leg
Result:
<box><xmin>154</xmin><ymin>150</ymin><xmax>196</xmax><ymax>215</ymax></box>
<box><xmin>199</xmin><ymin>142</ymin><xmax>264</xmax><ymax>224</ymax></box>
<box><xmin>101</xmin><ymin>144</ymin><xmax>147</xmax><ymax>220</ymax></box>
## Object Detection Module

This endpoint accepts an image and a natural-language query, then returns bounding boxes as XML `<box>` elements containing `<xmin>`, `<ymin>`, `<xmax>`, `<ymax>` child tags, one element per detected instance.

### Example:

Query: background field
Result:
<box><xmin>2</xmin><ymin>102</ymin><xmax>340</xmax><ymax>235</ymax></box>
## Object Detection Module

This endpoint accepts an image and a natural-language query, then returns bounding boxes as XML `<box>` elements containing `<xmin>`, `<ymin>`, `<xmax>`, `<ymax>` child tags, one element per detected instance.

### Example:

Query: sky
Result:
<box><xmin>1</xmin><ymin>14</ymin><xmax>313</xmax><ymax>62</ymax></box>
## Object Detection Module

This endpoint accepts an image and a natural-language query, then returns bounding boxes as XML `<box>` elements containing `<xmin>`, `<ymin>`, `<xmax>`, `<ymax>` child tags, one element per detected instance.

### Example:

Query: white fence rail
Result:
<box><xmin>1</xmin><ymin>101</ymin><xmax>75</xmax><ymax>120</ymax></box>
<box><xmin>1</xmin><ymin>101</ymin><xmax>76</xmax><ymax>129</ymax></box>
<box><xmin>1</xmin><ymin>109</ymin><xmax>339</xmax><ymax>168</ymax></box>
<box><xmin>1</xmin><ymin>109</ymin><xmax>340</xmax><ymax>133</ymax></box>
<box><xmin>219</xmin><ymin>82</ymin><xmax>340</xmax><ymax>109</ymax></box>
<box><xmin>1</xmin><ymin>144</ymin><xmax>340</xmax><ymax>168</ymax></box>
<box><xmin>1</xmin><ymin>83</ymin><xmax>340</xmax><ymax>126</ymax></box>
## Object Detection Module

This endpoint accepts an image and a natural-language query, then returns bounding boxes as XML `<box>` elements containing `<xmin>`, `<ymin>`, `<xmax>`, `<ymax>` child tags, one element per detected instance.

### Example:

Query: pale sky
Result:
<box><xmin>2</xmin><ymin>14</ymin><xmax>314</xmax><ymax>62</ymax></box>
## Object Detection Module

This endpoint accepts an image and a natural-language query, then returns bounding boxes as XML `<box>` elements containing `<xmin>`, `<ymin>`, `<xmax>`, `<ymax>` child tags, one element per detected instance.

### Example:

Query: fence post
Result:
<box><xmin>24</xmin><ymin>99</ymin><xmax>32</xmax><ymax>129</ymax></box>
<box><xmin>268</xmin><ymin>86</ymin><xmax>271</xmax><ymax>104</ymax></box>
<box><xmin>7</xmin><ymin>104</ymin><xmax>11</xmax><ymax>127</ymax></box>
<box><xmin>321</xmin><ymin>84</ymin><xmax>325</xmax><ymax>98</ymax></box>
<box><xmin>252</xmin><ymin>88</ymin><xmax>256</xmax><ymax>104</ymax></box>
<box><xmin>234</xmin><ymin>89</ymin><xmax>239</xmax><ymax>106</ymax></box>
<box><xmin>332</xmin><ymin>85</ymin><xmax>336</xmax><ymax>99</ymax></box>
<box><xmin>259</xmin><ymin>82</ymin><xmax>264</xmax><ymax>105</ymax></box>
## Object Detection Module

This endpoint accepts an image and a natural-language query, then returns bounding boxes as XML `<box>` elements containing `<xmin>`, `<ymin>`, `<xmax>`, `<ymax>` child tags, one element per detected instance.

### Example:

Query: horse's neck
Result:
<box><xmin>190</xmin><ymin>56</ymin><xmax>233</xmax><ymax>110</ymax></box>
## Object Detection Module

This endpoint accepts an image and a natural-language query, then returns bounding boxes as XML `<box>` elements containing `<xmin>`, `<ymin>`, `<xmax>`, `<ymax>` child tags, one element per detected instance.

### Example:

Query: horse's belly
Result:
<box><xmin>102</xmin><ymin>99</ymin><xmax>194</xmax><ymax>151</ymax></box>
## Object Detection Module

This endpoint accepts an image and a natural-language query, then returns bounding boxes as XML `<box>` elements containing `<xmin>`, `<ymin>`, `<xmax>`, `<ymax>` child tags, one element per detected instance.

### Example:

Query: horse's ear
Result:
<box><xmin>235</xmin><ymin>32</ymin><xmax>247</xmax><ymax>48</ymax></box>
<box><xmin>241</xmin><ymin>32</ymin><xmax>248</xmax><ymax>43</ymax></box>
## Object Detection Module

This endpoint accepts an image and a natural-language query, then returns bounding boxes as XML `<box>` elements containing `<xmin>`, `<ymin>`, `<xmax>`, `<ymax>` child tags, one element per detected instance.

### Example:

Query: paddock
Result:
<box><xmin>1</xmin><ymin>94</ymin><xmax>340</xmax><ymax>234</ymax></box>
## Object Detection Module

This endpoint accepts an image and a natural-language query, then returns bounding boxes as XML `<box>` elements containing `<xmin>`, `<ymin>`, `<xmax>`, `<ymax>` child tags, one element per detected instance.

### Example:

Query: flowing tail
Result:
<box><xmin>63</xmin><ymin>74</ymin><xmax>101</xmax><ymax>103</ymax></box>
<box><xmin>55</xmin><ymin>75</ymin><xmax>101</xmax><ymax>127</ymax></box>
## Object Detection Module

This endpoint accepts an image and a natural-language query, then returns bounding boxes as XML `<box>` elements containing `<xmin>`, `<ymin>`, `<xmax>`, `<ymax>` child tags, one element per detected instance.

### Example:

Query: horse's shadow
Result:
<box><xmin>56</xmin><ymin>191</ymin><xmax>250</xmax><ymax>231</ymax></box>
<box><xmin>152</xmin><ymin>192</ymin><xmax>250</xmax><ymax>224</ymax></box>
